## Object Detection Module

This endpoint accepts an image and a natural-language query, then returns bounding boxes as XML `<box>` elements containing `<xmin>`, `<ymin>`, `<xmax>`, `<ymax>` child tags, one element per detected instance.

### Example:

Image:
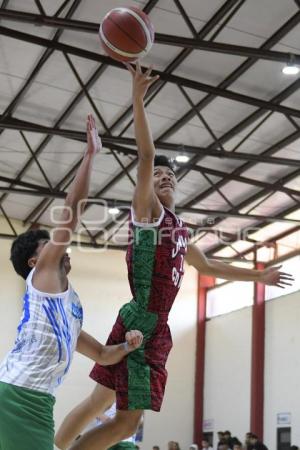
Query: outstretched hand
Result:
<box><xmin>86</xmin><ymin>113</ymin><xmax>102</xmax><ymax>156</ymax></box>
<box><xmin>125</xmin><ymin>330</ymin><xmax>143</xmax><ymax>351</ymax></box>
<box><xmin>125</xmin><ymin>61</ymin><xmax>160</xmax><ymax>100</ymax></box>
<box><xmin>260</xmin><ymin>265</ymin><xmax>294</xmax><ymax>288</ymax></box>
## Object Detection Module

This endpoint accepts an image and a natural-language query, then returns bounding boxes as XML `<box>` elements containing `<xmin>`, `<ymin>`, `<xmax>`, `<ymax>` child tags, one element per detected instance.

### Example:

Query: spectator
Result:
<box><xmin>153</xmin><ymin>446</ymin><xmax>160</xmax><ymax>450</ymax></box>
<box><xmin>249</xmin><ymin>434</ymin><xmax>268</xmax><ymax>450</ymax></box>
<box><xmin>224</xmin><ymin>431</ymin><xmax>234</xmax><ymax>449</ymax></box>
<box><xmin>189</xmin><ymin>445</ymin><xmax>198</xmax><ymax>450</ymax></box>
<box><xmin>245</xmin><ymin>432</ymin><xmax>252</xmax><ymax>450</ymax></box>
<box><xmin>218</xmin><ymin>444</ymin><xmax>230</xmax><ymax>450</ymax></box>
<box><xmin>168</xmin><ymin>441</ymin><xmax>180</xmax><ymax>450</ymax></box>
<box><xmin>217</xmin><ymin>432</ymin><xmax>226</xmax><ymax>447</ymax></box>
<box><xmin>201</xmin><ymin>438</ymin><xmax>212</xmax><ymax>450</ymax></box>
<box><xmin>231</xmin><ymin>437</ymin><xmax>242</xmax><ymax>447</ymax></box>
<box><xmin>233</xmin><ymin>445</ymin><xmax>242</xmax><ymax>450</ymax></box>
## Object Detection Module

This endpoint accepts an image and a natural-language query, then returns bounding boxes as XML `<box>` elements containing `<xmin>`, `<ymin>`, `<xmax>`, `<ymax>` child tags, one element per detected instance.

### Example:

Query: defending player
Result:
<box><xmin>0</xmin><ymin>114</ymin><xmax>143</xmax><ymax>450</ymax></box>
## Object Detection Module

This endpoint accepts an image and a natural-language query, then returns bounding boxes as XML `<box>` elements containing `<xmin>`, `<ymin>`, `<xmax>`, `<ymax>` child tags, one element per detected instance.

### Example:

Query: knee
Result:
<box><xmin>117</xmin><ymin>417</ymin><xmax>140</xmax><ymax>440</ymax></box>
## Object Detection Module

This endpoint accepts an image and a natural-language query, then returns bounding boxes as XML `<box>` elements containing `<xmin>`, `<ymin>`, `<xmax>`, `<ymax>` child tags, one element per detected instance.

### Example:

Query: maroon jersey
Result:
<box><xmin>90</xmin><ymin>207</ymin><xmax>189</xmax><ymax>411</ymax></box>
<box><xmin>126</xmin><ymin>206</ymin><xmax>188</xmax><ymax>316</ymax></box>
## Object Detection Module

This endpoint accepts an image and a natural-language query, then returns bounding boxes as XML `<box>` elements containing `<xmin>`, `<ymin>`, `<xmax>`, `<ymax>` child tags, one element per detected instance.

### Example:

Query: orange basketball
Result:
<box><xmin>99</xmin><ymin>7</ymin><xmax>155</xmax><ymax>62</ymax></box>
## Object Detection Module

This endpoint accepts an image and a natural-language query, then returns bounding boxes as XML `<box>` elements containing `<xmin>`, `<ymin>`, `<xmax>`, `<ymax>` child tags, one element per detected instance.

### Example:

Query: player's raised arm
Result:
<box><xmin>126</xmin><ymin>62</ymin><xmax>161</xmax><ymax>222</ymax></box>
<box><xmin>33</xmin><ymin>114</ymin><xmax>101</xmax><ymax>292</ymax></box>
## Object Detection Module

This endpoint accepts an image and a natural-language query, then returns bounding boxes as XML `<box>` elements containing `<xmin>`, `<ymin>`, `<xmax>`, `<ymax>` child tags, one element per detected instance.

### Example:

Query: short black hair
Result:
<box><xmin>10</xmin><ymin>229</ymin><xmax>50</xmax><ymax>280</ymax></box>
<box><xmin>154</xmin><ymin>155</ymin><xmax>175</xmax><ymax>172</ymax></box>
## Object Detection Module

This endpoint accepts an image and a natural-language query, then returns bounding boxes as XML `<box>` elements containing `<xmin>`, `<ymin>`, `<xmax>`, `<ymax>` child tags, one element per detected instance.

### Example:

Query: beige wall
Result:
<box><xmin>203</xmin><ymin>307</ymin><xmax>252</xmax><ymax>446</ymax></box>
<box><xmin>265</xmin><ymin>291</ymin><xmax>300</xmax><ymax>449</ymax></box>
<box><xmin>0</xmin><ymin>237</ymin><xmax>198</xmax><ymax>450</ymax></box>
<box><xmin>203</xmin><ymin>290</ymin><xmax>300</xmax><ymax>450</ymax></box>
<box><xmin>0</xmin><ymin>238</ymin><xmax>24</xmax><ymax>358</ymax></box>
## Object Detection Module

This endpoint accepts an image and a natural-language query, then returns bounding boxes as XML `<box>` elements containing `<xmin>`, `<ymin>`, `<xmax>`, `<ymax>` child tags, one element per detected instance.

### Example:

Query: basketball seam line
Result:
<box><xmin>108</xmin><ymin>7</ymin><xmax>153</xmax><ymax>52</ymax></box>
<box><xmin>100</xmin><ymin>25</ymin><xmax>144</xmax><ymax>58</ymax></box>
<box><xmin>107</xmin><ymin>15</ymin><xmax>147</xmax><ymax>53</ymax></box>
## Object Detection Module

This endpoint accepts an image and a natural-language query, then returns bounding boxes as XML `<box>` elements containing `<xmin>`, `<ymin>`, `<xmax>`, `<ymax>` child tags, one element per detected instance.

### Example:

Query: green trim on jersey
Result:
<box><xmin>120</xmin><ymin>227</ymin><xmax>159</xmax><ymax>410</ymax></box>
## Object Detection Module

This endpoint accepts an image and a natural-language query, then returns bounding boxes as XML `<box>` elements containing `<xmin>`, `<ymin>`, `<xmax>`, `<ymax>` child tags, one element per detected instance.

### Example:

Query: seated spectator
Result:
<box><xmin>224</xmin><ymin>431</ymin><xmax>234</xmax><ymax>449</ymax></box>
<box><xmin>168</xmin><ymin>441</ymin><xmax>180</xmax><ymax>450</ymax></box>
<box><xmin>201</xmin><ymin>438</ymin><xmax>212</xmax><ymax>450</ymax></box>
<box><xmin>217</xmin><ymin>432</ymin><xmax>226</xmax><ymax>448</ymax></box>
<box><xmin>189</xmin><ymin>445</ymin><xmax>198</xmax><ymax>450</ymax></box>
<box><xmin>249</xmin><ymin>434</ymin><xmax>268</xmax><ymax>450</ymax></box>
<box><xmin>218</xmin><ymin>444</ymin><xmax>230</xmax><ymax>450</ymax></box>
<box><xmin>245</xmin><ymin>432</ymin><xmax>252</xmax><ymax>450</ymax></box>
<box><xmin>231</xmin><ymin>437</ymin><xmax>242</xmax><ymax>447</ymax></box>
<box><xmin>233</xmin><ymin>444</ymin><xmax>243</xmax><ymax>450</ymax></box>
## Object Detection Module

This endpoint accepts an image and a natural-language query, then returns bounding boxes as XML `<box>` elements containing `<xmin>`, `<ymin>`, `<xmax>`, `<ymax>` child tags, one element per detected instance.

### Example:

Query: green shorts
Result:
<box><xmin>0</xmin><ymin>381</ymin><xmax>55</xmax><ymax>450</ymax></box>
<box><xmin>109</xmin><ymin>442</ymin><xmax>137</xmax><ymax>450</ymax></box>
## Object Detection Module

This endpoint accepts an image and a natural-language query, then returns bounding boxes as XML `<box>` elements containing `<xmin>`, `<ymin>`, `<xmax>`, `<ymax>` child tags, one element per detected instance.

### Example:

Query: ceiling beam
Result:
<box><xmin>0</xmin><ymin>64</ymin><xmax>106</xmax><ymax>210</ymax></box>
<box><xmin>206</xmin><ymin>204</ymin><xmax>300</xmax><ymax>257</ymax></box>
<box><xmin>1</xmin><ymin>25</ymin><xmax>300</xmax><ymax>117</ymax></box>
<box><xmin>18</xmin><ymin>0</ymin><xmax>245</xmax><ymax>230</ymax></box>
<box><xmin>158</xmin><ymin>11</ymin><xmax>300</xmax><ymax>142</ymax></box>
<box><xmin>192</xmin><ymin>165</ymin><xmax>300</xmax><ymax>198</ymax></box>
<box><xmin>1</xmin><ymin>117</ymin><xmax>300</xmax><ymax>168</ymax></box>
<box><xmin>106</xmin><ymin>0</ymin><xmax>245</xmax><ymax>136</ymax></box>
<box><xmin>90</xmin><ymin>10</ymin><xmax>300</xmax><ymax>217</ymax></box>
<box><xmin>0</xmin><ymin>0</ymin><xmax>82</xmax><ymax>132</ymax></box>
<box><xmin>1</xmin><ymin>8</ymin><xmax>299</xmax><ymax>65</ymax></box>
<box><xmin>183</xmin><ymin>131</ymin><xmax>300</xmax><ymax>208</ymax></box>
<box><xmin>0</xmin><ymin>184</ymin><xmax>299</xmax><ymax>225</ymax></box>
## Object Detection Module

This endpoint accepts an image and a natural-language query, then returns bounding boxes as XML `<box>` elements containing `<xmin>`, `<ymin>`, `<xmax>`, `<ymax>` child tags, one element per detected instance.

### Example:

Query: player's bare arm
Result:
<box><xmin>186</xmin><ymin>243</ymin><xmax>294</xmax><ymax>287</ymax></box>
<box><xmin>32</xmin><ymin>114</ymin><xmax>101</xmax><ymax>294</ymax></box>
<box><xmin>76</xmin><ymin>330</ymin><xmax>143</xmax><ymax>365</ymax></box>
<box><xmin>126</xmin><ymin>62</ymin><xmax>161</xmax><ymax>222</ymax></box>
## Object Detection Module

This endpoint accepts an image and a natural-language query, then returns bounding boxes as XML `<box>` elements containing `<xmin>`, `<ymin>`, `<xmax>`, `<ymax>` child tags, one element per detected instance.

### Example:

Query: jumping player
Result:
<box><xmin>0</xmin><ymin>114</ymin><xmax>143</xmax><ymax>450</ymax></box>
<box><xmin>55</xmin><ymin>65</ymin><xmax>293</xmax><ymax>450</ymax></box>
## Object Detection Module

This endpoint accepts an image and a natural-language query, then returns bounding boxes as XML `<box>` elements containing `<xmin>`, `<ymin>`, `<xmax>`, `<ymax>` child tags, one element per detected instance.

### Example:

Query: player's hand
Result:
<box><xmin>125</xmin><ymin>61</ymin><xmax>160</xmax><ymax>100</ymax></box>
<box><xmin>86</xmin><ymin>113</ymin><xmax>102</xmax><ymax>156</ymax></box>
<box><xmin>260</xmin><ymin>265</ymin><xmax>294</xmax><ymax>288</ymax></box>
<box><xmin>125</xmin><ymin>330</ymin><xmax>143</xmax><ymax>351</ymax></box>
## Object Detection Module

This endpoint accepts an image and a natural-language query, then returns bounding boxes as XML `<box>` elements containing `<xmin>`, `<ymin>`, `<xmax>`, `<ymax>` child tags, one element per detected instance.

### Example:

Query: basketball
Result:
<box><xmin>99</xmin><ymin>7</ymin><xmax>155</xmax><ymax>62</ymax></box>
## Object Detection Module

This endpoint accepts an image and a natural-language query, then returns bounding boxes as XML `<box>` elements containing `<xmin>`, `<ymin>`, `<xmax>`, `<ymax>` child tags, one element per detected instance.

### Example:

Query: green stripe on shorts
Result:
<box><xmin>122</xmin><ymin>227</ymin><xmax>159</xmax><ymax>409</ymax></box>
<box><xmin>0</xmin><ymin>381</ymin><xmax>55</xmax><ymax>450</ymax></box>
<box><xmin>109</xmin><ymin>441</ymin><xmax>136</xmax><ymax>450</ymax></box>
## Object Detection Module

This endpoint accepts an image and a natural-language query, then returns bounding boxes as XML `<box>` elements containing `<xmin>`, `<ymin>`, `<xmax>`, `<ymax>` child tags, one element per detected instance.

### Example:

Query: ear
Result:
<box><xmin>27</xmin><ymin>256</ymin><xmax>37</xmax><ymax>269</ymax></box>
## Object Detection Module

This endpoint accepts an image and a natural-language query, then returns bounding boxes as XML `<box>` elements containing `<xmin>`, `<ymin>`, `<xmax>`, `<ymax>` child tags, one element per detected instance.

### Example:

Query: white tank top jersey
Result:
<box><xmin>0</xmin><ymin>268</ymin><xmax>83</xmax><ymax>396</ymax></box>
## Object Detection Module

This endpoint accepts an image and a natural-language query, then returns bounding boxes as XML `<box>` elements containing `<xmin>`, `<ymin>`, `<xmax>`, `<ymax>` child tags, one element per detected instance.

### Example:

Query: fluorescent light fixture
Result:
<box><xmin>175</xmin><ymin>154</ymin><xmax>190</xmax><ymax>163</ymax></box>
<box><xmin>108</xmin><ymin>207</ymin><xmax>120</xmax><ymax>215</ymax></box>
<box><xmin>282</xmin><ymin>64</ymin><xmax>299</xmax><ymax>75</ymax></box>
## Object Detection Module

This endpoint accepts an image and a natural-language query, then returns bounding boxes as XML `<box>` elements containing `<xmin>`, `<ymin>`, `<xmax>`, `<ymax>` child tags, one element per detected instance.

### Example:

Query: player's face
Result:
<box><xmin>153</xmin><ymin>166</ymin><xmax>177</xmax><ymax>203</ymax></box>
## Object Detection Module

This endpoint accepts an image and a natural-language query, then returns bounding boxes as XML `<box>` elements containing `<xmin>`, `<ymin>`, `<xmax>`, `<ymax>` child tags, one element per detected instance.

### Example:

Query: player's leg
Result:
<box><xmin>69</xmin><ymin>409</ymin><xmax>143</xmax><ymax>450</ymax></box>
<box><xmin>55</xmin><ymin>383</ymin><xmax>115</xmax><ymax>450</ymax></box>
